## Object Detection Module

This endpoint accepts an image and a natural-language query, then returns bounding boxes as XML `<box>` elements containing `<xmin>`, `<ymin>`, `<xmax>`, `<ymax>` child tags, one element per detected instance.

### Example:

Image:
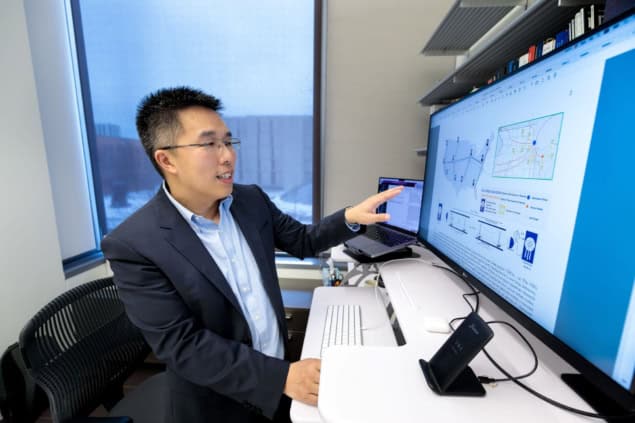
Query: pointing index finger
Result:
<box><xmin>379</xmin><ymin>186</ymin><xmax>404</xmax><ymax>199</ymax></box>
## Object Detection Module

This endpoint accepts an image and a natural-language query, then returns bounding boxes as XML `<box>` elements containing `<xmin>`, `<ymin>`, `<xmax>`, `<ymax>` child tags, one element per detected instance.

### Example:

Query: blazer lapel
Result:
<box><xmin>154</xmin><ymin>190</ymin><xmax>243</xmax><ymax>316</ymax></box>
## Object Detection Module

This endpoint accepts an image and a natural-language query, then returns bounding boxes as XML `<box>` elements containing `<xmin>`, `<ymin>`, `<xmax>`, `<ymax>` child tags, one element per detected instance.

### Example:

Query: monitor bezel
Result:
<box><xmin>418</xmin><ymin>8</ymin><xmax>635</xmax><ymax>411</ymax></box>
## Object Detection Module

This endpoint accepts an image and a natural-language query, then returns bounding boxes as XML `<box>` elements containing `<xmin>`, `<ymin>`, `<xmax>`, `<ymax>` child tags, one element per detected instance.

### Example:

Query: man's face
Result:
<box><xmin>166</xmin><ymin>106</ymin><xmax>236</xmax><ymax>204</ymax></box>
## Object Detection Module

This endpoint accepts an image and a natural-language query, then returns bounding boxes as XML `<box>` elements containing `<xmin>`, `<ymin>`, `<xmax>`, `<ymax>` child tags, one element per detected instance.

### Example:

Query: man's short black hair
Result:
<box><xmin>136</xmin><ymin>86</ymin><xmax>223</xmax><ymax>175</ymax></box>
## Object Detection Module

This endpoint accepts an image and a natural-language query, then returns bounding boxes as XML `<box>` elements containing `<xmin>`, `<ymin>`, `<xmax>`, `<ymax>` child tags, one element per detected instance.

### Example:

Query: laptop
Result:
<box><xmin>344</xmin><ymin>177</ymin><xmax>423</xmax><ymax>259</ymax></box>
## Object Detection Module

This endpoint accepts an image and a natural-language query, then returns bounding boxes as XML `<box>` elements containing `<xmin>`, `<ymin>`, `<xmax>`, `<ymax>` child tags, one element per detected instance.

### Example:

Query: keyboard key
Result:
<box><xmin>321</xmin><ymin>304</ymin><xmax>363</xmax><ymax>356</ymax></box>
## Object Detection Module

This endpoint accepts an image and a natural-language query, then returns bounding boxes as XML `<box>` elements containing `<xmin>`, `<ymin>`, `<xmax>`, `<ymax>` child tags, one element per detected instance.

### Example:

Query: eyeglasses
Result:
<box><xmin>159</xmin><ymin>138</ymin><xmax>241</xmax><ymax>152</ymax></box>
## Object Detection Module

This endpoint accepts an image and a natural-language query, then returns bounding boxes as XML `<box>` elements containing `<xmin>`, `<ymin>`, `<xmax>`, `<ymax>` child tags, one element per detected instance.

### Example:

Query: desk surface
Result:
<box><xmin>290</xmin><ymin>246</ymin><xmax>595</xmax><ymax>422</ymax></box>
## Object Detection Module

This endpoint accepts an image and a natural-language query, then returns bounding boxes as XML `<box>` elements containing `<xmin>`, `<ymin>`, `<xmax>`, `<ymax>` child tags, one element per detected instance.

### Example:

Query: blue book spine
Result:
<box><xmin>555</xmin><ymin>29</ymin><xmax>569</xmax><ymax>48</ymax></box>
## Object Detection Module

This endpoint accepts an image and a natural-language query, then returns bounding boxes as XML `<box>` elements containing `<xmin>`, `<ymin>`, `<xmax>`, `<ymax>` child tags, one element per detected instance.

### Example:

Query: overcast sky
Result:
<box><xmin>79</xmin><ymin>0</ymin><xmax>314</xmax><ymax>138</ymax></box>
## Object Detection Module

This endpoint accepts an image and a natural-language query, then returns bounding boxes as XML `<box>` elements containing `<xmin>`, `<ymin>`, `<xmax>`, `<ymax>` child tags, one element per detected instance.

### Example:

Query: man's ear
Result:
<box><xmin>154</xmin><ymin>150</ymin><xmax>177</xmax><ymax>175</ymax></box>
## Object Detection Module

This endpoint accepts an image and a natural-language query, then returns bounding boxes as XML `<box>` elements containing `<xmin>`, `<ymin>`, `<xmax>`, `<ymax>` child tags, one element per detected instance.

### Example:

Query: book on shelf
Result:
<box><xmin>542</xmin><ymin>37</ymin><xmax>556</xmax><ymax>55</ymax></box>
<box><xmin>474</xmin><ymin>4</ymin><xmax>606</xmax><ymax>95</ymax></box>
<box><xmin>555</xmin><ymin>28</ymin><xmax>569</xmax><ymax>48</ymax></box>
<box><xmin>528</xmin><ymin>44</ymin><xmax>537</xmax><ymax>63</ymax></box>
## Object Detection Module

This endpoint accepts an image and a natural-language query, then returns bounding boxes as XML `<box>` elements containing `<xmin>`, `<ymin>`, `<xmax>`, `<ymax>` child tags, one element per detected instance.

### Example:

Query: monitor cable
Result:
<box><xmin>447</xmin><ymin>301</ymin><xmax>634</xmax><ymax>420</ymax></box>
<box><xmin>448</xmin><ymin>314</ymin><xmax>635</xmax><ymax>420</ymax></box>
<box><xmin>480</xmin><ymin>338</ymin><xmax>635</xmax><ymax>420</ymax></box>
<box><xmin>359</xmin><ymin>254</ymin><xmax>635</xmax><ymax>419</ymax></box>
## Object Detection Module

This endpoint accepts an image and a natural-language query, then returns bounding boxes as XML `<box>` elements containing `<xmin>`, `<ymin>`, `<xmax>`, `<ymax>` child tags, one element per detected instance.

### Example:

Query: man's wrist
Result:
<box><xmin>344</xmin><ymin>207</ymin><xmax>360</xmax><ymax>232</ymax></box>
<box><xmin>344</xmin><ymin>206</ymin><xmax>355</xmax><ymax>225</ymax></box>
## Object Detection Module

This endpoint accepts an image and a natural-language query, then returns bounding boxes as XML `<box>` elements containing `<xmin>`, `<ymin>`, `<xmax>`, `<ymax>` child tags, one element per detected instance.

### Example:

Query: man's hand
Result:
<box><xmin>344</xmin><ymin>186</ymin><xmax>404</xmax><ymax>225</ymax></box>
<box><xmin>283</xmin><ymin>358</ymin><xmax>321</xmax><ymax>406</ymax></box>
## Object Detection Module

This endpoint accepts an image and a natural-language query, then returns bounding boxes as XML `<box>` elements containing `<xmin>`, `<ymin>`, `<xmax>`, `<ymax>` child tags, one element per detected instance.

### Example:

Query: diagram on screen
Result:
<box><xmin>443</xmin><ymin>135</ymin><xmax>492</xmax><ymax>194</ymax></box>
<box><xmin>476</xmin><ymin>220</ymin><xmax>505</xmax><ymax>251</ymax></box>
<box><xmin>522</xmin><ymin>231</ymin><xmax>538</xmax><ymax>264</ymax></box>
<box><xmin>493</xmin><ymin>113</ymin><xmax>563</xmax><ymax>180</ymax></box>
<box><xmin>448</xmin><ymin>210</ymin><xmax>469</xmax><ymax>234</ymax></box>
<box><xmin>507</xmin><ymin>229</ymin><xmax>539</xmax><ymax>265</ymax></box>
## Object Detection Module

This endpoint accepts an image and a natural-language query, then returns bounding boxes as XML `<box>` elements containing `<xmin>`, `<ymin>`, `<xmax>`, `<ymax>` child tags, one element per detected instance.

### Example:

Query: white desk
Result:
<box><xmin>290</xmin><ymin>246</ymin><xmax>596</xmax><ymax>422</ymax></box>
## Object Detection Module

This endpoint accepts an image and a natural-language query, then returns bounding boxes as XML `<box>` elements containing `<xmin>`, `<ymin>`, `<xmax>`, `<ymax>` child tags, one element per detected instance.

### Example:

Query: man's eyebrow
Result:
<box><xmin>199</xmin><ymin>130</ymin><xmax>232</xmax><ymax>138</ymax></box>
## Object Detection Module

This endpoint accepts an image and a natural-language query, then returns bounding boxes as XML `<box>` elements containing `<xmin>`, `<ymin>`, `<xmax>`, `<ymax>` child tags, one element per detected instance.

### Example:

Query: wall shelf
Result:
<box><xmin>414</xmin><ymin>148</ymin><xmax>427</xmax><ymax>157</ymax></box>
<box><xmin>419</xmin><ymin>0</ymin><xmax>591</xmax><ymax>105</ymax></box>
<box><xmin>421</xmin><ymin>0</ymin><xmax>521</xmax><ymax>55</ymax></box>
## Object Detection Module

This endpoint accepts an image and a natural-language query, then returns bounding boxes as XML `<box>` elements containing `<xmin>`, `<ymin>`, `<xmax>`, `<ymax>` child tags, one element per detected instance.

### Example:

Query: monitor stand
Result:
<box><xmin>561</xmin><ymin>373</ymin><xmax>635</xmax><ymax>421</ymax></box>
<box><xmin>342</xmin><ymin>246</ymin><xmax>416</xmax><ymax>263</ymax></box>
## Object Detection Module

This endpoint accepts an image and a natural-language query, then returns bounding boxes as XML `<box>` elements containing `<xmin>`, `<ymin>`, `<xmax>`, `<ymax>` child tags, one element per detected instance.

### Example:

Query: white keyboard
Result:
<box><xmin>320</xmin><ymin>304</ymin><xmax>363</xmax><ymax>357</ymax></box>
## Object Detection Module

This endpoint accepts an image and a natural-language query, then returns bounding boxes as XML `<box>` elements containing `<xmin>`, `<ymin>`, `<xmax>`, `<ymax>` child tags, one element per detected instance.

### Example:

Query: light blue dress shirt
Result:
<box><xmin>163</xmin><ymin>184</ymin><xmax>284</xmax><ymax>359</ymax></box>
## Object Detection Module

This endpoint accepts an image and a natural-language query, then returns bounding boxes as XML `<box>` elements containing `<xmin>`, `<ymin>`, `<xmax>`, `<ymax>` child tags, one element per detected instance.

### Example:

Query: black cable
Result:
<box><xmin>478</xmin><ymin>320</ymin><xmax>538</xmax><ymax>383</ymax></box>
<box><xmin>417</xmin><ymin>244</ymin><xmax>635</xmax><ymax>419</ymax></box>
<box><xmin>434</xmin><ymin>264</ymin><xmax>536</xmax><ymax>382</ymax></box>
<box><xmin>477</xmin><ymin>319</ymin><xmax>634</xmax><ymax>419</ymax></box>
<box><xmin>481</xmin><ymin>343</ymin><xmax>635</xmax><ymax>420</ymax></box>
<box><xmin>448</xmin><ymin>317</ymin><xmax>635</xmax><ymax>419</ymax></box>
<box><xmin>431</xmin><ymin>263</ymin><xmax>480</xmax><ymax>313</ymax></box>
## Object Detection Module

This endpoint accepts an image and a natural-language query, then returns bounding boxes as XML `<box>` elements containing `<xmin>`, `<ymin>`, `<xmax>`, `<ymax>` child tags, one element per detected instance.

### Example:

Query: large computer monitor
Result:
<box><xmin>418</xmin><ymin>10</ymin><xmax>635</xmax><ymax>414</ymax></box>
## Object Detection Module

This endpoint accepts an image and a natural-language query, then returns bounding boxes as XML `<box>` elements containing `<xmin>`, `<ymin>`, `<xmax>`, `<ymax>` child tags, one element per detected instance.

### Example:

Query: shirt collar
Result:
<box><xmin>162</xmin><ymin>182</ymin><xmax>233</xmax><ymax>225</ymax></box>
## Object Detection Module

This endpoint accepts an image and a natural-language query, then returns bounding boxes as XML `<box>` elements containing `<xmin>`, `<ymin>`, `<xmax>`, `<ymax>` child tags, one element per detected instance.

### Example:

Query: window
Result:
<box><xmin>70</xmin><ymin>0</ymin><xmax>322</xmax><ymax>237</ymax></box>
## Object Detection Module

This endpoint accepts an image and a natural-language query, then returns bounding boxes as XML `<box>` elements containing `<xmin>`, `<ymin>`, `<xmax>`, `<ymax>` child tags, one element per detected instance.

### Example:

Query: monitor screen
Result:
<box><xmin>418</xmin><ymin>11</ymin><xmax>635</xmax><ymax>408</ymax></box>
<box><xmin>377</xmin><ymin>177</ymin><xmax>424</xmax><ymax>233</ymax></box>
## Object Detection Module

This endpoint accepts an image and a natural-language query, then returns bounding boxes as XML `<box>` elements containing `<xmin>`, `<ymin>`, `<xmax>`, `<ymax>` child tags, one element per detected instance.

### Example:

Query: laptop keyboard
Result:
<box><xmin>365</xmin><ymin>226</ymin><xmax>412</xmax><ymax>246</ymax></box>
<box><xmin>321</xmin><ymin>304</ymin><xmax>363</xmax><ymax>357</ymax></box>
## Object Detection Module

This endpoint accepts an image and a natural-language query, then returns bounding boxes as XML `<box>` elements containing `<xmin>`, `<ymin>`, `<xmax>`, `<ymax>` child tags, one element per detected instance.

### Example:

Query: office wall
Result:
<box><xmin>323</xmin><ymin>0</ymin><xmax>454</xmax><ymax>213</ymax></box>
<box><xmin>0</xmin><ymin>0</ymin><xmax>65</xmax><ymax>351</ymax></box>
<box><xmin>0</xmin><ymin>0</ymin><xmax>112</xmax><ymax>353</ymax></box>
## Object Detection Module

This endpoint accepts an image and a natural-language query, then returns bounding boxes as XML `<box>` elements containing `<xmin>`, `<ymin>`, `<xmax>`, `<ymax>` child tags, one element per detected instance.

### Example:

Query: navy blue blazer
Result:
<box><xmin>101</xmin><ymin>184</ymin><xmax>356</xmax><ymax>422</ymax></box>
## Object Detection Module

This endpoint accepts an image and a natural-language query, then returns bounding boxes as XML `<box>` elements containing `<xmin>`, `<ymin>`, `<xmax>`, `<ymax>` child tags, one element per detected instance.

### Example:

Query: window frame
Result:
<box><xmin>68</xmin><ymin>0</ymin><xmax>325</xmax><ymax>268</ymax></box>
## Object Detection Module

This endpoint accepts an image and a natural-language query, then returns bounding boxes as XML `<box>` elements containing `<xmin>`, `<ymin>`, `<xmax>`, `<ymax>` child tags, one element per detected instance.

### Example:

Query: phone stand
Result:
<box><xmin>419</xmin><ymin>359</ymin><xmax>485</xmax><ymax>396</ymax></box>
<box><xmin>418</xmin><ymin>312</ymin><xmax>493</xmax><ymax>397</ymax></box>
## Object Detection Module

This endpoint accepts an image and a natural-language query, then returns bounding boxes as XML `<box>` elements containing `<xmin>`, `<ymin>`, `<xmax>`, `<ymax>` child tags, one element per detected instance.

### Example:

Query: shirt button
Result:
<box><xmin>254</xmin><ymin>315</ymin><xmax>261</xmax><ymax>321</ymax></box>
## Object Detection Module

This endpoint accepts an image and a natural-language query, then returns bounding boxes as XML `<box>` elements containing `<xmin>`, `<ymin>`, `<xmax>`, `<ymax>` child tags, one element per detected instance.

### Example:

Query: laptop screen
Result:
<box><xmin>376</xmin><ymin>177</ymin><xmax>424</xmax><ymax>233</ymax></box>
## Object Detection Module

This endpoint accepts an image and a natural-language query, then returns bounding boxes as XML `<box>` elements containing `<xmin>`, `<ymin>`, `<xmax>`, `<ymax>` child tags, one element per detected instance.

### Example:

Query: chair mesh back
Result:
<box><xmin>19</xmin><ymin>277</ymin><xmax>149</xmax><ymax>423</ymax></box>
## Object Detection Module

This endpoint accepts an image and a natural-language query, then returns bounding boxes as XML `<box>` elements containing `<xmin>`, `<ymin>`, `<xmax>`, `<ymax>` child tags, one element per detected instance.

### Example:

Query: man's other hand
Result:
<box><xmin>283</xmin><ymin>358</ymin><xmax>321</xmax><ymax>406</ymax></box>
<box><xmin>344</xmin><ymin>186</ymin><xmax>404</xmax><ymax>225</ymax></box>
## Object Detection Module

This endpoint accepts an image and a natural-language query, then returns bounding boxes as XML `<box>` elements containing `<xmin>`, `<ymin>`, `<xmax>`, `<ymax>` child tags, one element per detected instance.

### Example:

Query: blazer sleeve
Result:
<box><xmin>101</xmin><ymin>234</ymin><xmax>289</xmax><ymax>419</ymax></box>
<box><xmin>253</xmin><ymin>185</ymin><xmax>360</xmax><ymax>258</ymax></box>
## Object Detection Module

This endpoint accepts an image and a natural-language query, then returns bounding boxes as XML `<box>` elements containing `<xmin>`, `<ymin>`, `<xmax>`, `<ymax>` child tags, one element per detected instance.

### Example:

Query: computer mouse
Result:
<box><xmin>422</xmin><ymin>316</ymin><xmax>451</xmax><ymax>334</ymax></box>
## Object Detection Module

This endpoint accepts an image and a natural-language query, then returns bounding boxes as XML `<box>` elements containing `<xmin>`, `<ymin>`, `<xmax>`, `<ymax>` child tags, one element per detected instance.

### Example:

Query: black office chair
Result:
<box><xmin>0</xmin><ymin>342</ymin><xmax>48</xmax><ymax>422</ymax></box>
<box><xmin>18</xmin><ymin>277</ymin><xmax>166</xmax><ymax>423</ymax></box>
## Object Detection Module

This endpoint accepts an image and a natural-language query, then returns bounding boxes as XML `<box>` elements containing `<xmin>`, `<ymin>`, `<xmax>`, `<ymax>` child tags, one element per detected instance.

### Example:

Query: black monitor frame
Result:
<box><xmin>418</xmin><ymin>8</ymin><xmax>635</xmax><ymax>415</ymax></box>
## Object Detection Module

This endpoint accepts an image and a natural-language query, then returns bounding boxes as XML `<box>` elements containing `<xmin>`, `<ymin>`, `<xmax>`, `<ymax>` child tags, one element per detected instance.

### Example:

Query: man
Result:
<box><xmin>101</xmin><ymin>87</ymin><xmax>403</xmax><ymax>422</ymax></box>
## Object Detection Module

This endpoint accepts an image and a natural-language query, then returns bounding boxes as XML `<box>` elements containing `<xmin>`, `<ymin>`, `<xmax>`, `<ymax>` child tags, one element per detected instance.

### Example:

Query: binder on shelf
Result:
<box><xmin>576</xmin><ymin>7</ymin><xmax>586</xmax><ymax>38</ymax></box>
<box><xmin>542</xmin><ymin>37</ymin><xmax>556</xmax><ymax>55</ymax></box>
<box><xmin>555</xmin><ymin>29</ymin><xmax>569</xmax><ymax>48</ymax></box>
<box><xmin>506</xmin><ymin>58</ymin><xmax>519</xmax><ymax>75</ymax></box>
<box><xmin>528</xmin><ymin>45</ymin><xmax>537</xmax><ymax>63</ymax></box>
